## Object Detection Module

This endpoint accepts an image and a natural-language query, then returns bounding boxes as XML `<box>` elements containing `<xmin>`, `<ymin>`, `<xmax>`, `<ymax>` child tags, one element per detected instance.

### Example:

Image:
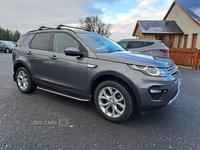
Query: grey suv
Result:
<box><xmin>117</xmin><ymin>39</ymin><xmax>170</xmax><ymax>59</ymax></box>
<box><xmin>12</xmin><ymin>25</ymin><xmax>181</xmax><ymax>123</ymax></box>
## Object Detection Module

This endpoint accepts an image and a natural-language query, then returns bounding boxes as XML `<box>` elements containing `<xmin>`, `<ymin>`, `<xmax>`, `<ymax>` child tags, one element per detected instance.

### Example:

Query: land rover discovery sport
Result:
<box><xmin>12</xmin><ymin>25</ymin><xmax>181</xmax><ymax>123</ymax></box>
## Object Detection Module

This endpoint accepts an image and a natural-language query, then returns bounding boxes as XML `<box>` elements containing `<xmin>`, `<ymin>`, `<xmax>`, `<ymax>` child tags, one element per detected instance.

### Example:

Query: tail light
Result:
<box><xmin>160</xmin><ymin>49</ymin><xmax>169</xmax><ymax>54</ymax></box>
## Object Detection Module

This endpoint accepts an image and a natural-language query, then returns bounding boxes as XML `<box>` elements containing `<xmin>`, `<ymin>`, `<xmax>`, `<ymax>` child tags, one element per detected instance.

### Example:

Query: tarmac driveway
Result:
<box><xmin>0</xmin><ymin>53</ymin><xmax>200</xmax><ymax>149</ymax></box>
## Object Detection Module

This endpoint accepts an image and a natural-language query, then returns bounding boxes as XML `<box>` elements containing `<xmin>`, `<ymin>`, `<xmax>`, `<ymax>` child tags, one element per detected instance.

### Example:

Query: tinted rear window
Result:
<box><xmin>146</xmin><ymin>42</ymin><xmax>154</xmax><ymax>46</ymax></box>
<box><xmin>129</xmin><ymin>41</ymin><xmax>146</xmax><ymax>48</ymax></box>
<box><xmin>30</xmin><ymin>33</ymin><xmax>51</xmax><ymax>51</ymax></box>
<box><xmin>16</xmin><ymin>35</ymin><xmax>30</xmax><ymax>47</ymax></box>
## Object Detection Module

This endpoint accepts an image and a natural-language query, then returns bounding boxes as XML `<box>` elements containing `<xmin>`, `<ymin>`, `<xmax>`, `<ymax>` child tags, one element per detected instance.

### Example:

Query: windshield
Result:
<box><xmin>77</xmin><ymin>33</ymin><xmax>125</xmax><ymax>53</ymax></box>
<box><xmin>4</xmin><ymin>41</ymin><xmax>15</xmax><ymax>46</ymax></box>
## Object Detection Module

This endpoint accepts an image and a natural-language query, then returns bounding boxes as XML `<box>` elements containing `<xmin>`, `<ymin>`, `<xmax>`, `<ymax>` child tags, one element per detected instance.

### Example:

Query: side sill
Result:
<box><xmin>37</xmin><ymin>86</ymin><xmax>89</xmax><ymax>102</ymax></box>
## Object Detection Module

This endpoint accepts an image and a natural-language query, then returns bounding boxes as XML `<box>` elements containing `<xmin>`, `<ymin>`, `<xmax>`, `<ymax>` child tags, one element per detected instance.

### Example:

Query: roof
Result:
<box><xmin>132</xmin><ymin>20</ymin><xmax>184</xmax><ymax>36</ymax></box>
<box><xmin>164</xmin><ymin>0</ymin><xmax>200</xmax><ymax>26</ymax></box>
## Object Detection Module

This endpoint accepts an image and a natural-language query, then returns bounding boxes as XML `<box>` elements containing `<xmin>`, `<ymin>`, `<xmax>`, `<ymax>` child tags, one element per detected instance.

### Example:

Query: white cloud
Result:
<box><xmin>102</xmin><ymin>15</ymin><xmax>113</xmax><ymax>21</ymax></box>
<box><xmin>166</xmin><ymin>0</ymin><xmax>174</xmax><ymax>7</ymax></box>
<box><xmin>0</xmin><ymin>0</ymin><xmax>118</xmax><ymax>34</ymax></box>
<box><xmin>0</xmin><ymin>0</ymin><xmax>173</xmax><ymax>42</ymax></box>
<box><xmin>108</xmin><ymin>6</ymin><xmax>168</xmax><ymax>41</ymax></box>
<box><xmin>120</xmin><ymin>0</ymin><xmax>133</xmax><ymax>5</ymax></box>
<box><xmin>138</xmin><ymin>0</ymin><xmax>159</xmax><ymax>8</ymax></box>
<box><xmin>102</xmin><ymin>8</ymin><xmax>107</xmax><ymax>13</ymax></box>
<box><xmin>106</xmin><ymin>0</ymin><xmax>174</xmax><ymax>41</ymax></box>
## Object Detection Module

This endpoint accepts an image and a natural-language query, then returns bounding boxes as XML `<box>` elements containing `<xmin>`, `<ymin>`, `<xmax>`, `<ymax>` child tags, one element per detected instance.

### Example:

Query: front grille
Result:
<box><xmin>167</xmin><ymin>65</ymin><xmax>180</xmax><ymax>77</ymax></box>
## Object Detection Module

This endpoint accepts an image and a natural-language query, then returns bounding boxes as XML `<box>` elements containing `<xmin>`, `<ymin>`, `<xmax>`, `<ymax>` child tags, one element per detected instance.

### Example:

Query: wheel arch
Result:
<box><xmin>13</xmin><ymin>60</ymin><xmax>32</xmax><ymax>82</ymax></box>
<box><xmin>88</xmin><ymin>71</ymin><xmax>141</xmax><ymax>106</ymax></box>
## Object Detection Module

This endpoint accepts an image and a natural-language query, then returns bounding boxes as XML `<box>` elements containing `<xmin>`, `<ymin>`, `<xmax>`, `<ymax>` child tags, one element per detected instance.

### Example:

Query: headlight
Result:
<box><xmin>128</xmin><ymin>65</ymin><xmax>169</xmax><ymax>77</ymax></box>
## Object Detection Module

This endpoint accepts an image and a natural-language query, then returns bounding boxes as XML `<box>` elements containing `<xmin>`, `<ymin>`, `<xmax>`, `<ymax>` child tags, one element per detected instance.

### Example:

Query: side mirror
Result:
<box><xmin>64</xmin><ymin>47</ymin><xmax>83</xmax><ymax>56</ymax></box>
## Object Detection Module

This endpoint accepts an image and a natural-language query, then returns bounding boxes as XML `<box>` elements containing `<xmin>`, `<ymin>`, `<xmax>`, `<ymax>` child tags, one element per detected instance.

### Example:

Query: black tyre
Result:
<box><xmin>15</xmin><ymin>67</ymin><xmax>36</xmax><ymax>93</ymax></box>
<box><xmin>94</xmin><ymin>80</ymin><xmax>134</xmax><ymax>123</ymax></box>
<box><xmin>5</xmin><ymin>48</ymin><xmax>10</xmax><ymax>53</ymax></box>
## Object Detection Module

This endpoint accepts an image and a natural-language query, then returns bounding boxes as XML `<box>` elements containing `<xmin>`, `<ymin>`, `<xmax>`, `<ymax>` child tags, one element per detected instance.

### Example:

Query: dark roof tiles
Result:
<box><xmin>137</xmin><ymin>20</ymin><xmax>184</xmax><ymax>34</ymax></box>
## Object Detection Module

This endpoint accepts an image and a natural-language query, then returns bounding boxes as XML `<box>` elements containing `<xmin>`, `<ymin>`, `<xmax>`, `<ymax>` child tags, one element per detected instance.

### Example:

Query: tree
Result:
<box><xmin>0</xmin><ymin>26</ymin><xmax>21</xmax><ymax>42</ymax></box>
<box><xmin>78</xmin><ymin>15</ymin><xmax>112</xmax><ymax>37</ymax></box>
<box><xmin>13</xmin><ymin>30</ymin><xmax>21</xmax><ymax>42</ymax></box>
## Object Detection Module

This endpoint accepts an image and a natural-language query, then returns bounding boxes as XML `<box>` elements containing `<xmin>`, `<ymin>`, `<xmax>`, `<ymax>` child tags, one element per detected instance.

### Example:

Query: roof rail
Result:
<box><xmin>56</xmin><ymin>24</ymin><xmax>90</xmax><ymax>31</ymax></box>
<box><xmin>27</xmin><ymin>26</ymin><xmax>53</xmax><ymax>33</ymax></box>
<box><xmin>27</xmin><ymin>25</ymin><xmax>89</xmax><ymax>33</ymax></box>
<box><xmin>38</xmin><ymin>26</ymin><xmax>53</xmax><ymax>30</ymax></box>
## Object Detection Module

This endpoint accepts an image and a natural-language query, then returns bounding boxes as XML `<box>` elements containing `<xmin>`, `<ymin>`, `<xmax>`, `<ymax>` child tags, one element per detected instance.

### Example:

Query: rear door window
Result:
<box><xmin>30</xmin><ymin>33</ymin><xmax>51</xmax><ymax>51</ymax></box>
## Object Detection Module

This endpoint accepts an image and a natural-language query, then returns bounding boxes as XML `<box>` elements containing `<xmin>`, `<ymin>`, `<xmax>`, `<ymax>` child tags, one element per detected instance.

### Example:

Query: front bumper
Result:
<box><xmin>167</xmin><ymin>89</ymin><xmax>180</xmax><ymax>106</ymax></box>
<box><xmin>124</xmin><ymin>67</ymin><xmax>181</xmax><ymax>111</ymax></box>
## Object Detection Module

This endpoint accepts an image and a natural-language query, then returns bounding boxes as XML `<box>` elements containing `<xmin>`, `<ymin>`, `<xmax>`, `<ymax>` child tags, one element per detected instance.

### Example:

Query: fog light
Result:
<box><xmin>150</xmin><ymin>90</ymin><xmax>162</xmax><ymax>93</ymax></box>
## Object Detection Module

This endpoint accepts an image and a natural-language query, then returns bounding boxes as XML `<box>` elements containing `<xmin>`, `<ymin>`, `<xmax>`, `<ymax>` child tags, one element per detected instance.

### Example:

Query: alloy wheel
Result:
<box><xmin>17</xmin><ymin>70</ymin><xmax>29</xmax><ymax>91</ymax></box>
<box><xmin>98</xmin><ymin>87</ymin><xmax>126</xmax><ymax>118</ymax></box>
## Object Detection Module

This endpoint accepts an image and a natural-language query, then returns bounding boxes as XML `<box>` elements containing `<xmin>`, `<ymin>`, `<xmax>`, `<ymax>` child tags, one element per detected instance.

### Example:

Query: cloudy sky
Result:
<box><xmin>1</xmin><ymin>0</ymin><xmax>173</xmax><ymax>41</ymax></box>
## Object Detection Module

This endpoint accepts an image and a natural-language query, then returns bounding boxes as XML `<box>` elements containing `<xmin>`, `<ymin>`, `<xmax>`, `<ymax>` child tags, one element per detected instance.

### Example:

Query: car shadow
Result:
<box><xmin>25</xmin><ymin>88</ymin><xmax>182</xmax><ymax>128</ymax></box>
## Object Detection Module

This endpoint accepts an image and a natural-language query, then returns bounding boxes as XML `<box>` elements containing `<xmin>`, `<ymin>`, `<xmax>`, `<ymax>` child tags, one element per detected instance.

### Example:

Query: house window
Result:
<box><xmin>183</xmin><ymin>34</ymin><xmax>188</xmax><ymax>48</ymax></box>
<box><xmin>156</xmin><ymin>35</ymin><xmax>165</xmax><ymax>43</ymax></box>
<box><xmin>164</xmin><ymin>36</ymin><xmax>174</xmax><ymax>48</ymax></box>
<box><xmin>191</xmin><ymin>34</ymin><xmax>197</xmax><ymax>48</ymax></box>
<box><xmin>156</xmin><ymin>36</ymin><xmax>159</xmax><ymax>40</ymax></box>
<box><xmin>178</xmin><ymin>35</ymin><xmax>181</xmax><ymax>48</ymax></box>
<box><xmin>170</xmin><ymin>36</ymin><xmax>174</xmax><ymax>47</ymax></box>
<box><xmin>156</xmin><ymin>35</ymin><xmax>175</xmax><ymax>48</ymax></box>
<box><xmin>164</xmin><ymin>36</ymin><xmax>169</xmax><ymax>47</ymax></box>
<box><xmin>159</xmin><ymin>36</ymin><xmax>163</xmax><ymax>41</ymax></box>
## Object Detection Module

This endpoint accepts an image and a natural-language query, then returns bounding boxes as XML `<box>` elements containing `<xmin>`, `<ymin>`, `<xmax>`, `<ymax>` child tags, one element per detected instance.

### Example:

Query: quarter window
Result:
<box><xmin>118</xmin><ymin>42</ymin><xmax>128</xmax><ymax>49</ymax></box>
<box><xmin>16</xmin><ymin>35</ymin><xmax>29</xmax><ymax>47</ymax></box>
<box><xmin>30</xmin><ymin>33</ymin><xmax>51</xmax><ymax>51</ymax></box>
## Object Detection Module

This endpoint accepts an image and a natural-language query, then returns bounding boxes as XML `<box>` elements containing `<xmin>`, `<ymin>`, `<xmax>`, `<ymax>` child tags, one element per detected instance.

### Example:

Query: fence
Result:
<box><xmin>169</xmin><ymin>48</ymin><xmax>200</xmax><ymax>69</ymax></box>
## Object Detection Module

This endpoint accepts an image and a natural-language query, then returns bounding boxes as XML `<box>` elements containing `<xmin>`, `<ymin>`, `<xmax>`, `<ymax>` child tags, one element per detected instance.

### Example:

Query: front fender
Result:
<box><xmin>88</xmin><ymin>70</ymin><xmax>141</xmax><ymax>105</ymax></box>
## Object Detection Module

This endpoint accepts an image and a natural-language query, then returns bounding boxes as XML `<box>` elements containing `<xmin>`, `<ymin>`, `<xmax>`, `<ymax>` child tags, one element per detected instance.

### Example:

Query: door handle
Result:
<box><xmin>26</xmin><ymin>51</ymin><xmax>32</xmax><ymax>55</ymax></box>
<box><xmin>87</xmin><ymin>64</ymin><xmax>97</xmax><ymax>68</ymax></box>
<box><xmin>49</xmin><ymin>55</ymin><xmax>58</xmax><ymax>60</ymax></box>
